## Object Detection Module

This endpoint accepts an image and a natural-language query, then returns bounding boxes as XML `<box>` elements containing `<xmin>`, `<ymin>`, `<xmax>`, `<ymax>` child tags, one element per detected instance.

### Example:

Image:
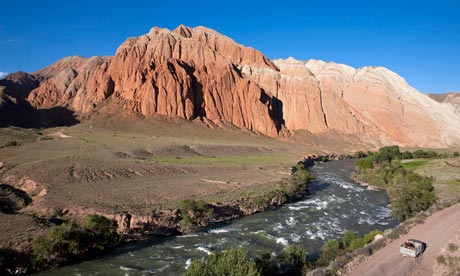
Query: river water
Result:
<box><xmin>38</xmin><ymin>159</ymin><xmax>398</xmax><ymax>276</ymax></box>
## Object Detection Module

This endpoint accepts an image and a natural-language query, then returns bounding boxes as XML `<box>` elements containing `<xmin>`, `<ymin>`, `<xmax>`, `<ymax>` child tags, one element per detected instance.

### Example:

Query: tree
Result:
<box><xmin>378</xmin><ymin>146</ymin><xmax>401</xmax><ymax>163</ymax></box>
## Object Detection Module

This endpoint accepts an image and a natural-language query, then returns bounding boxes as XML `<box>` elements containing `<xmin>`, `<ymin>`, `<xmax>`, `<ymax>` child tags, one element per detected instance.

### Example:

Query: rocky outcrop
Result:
<box><xmin>243</xmin><ymin>57</ymin><xmax>460</xmax><ymax>147</ymax></box>
<box><xmin>27</xmin><ymin>26</ymin><xmax>281</xmax><ymax>136</ymax></box>
<box><xmin>6</xmin><ymin>25</ymin><xmax>460</xmax><ymax>147</ymax></box>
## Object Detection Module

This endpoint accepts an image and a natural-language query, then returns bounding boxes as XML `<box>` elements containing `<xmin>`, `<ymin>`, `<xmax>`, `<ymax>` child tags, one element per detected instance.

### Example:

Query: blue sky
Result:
<box><xmin>0</xmin><ymin>0</ymin><xmax>459</xmax><ymax>93</ymax></box>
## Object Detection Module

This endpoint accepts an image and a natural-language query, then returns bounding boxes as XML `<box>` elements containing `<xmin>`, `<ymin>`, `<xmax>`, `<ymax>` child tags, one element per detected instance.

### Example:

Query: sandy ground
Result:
<box><xmin>344</xmin><ymin>203</ymin><xmax>460</xmax><ymax>276</ymax></box>
<box><xmin>432</xmin><ymin>229</ymin><xmax>460</xmax><ymax>276</ymax></box>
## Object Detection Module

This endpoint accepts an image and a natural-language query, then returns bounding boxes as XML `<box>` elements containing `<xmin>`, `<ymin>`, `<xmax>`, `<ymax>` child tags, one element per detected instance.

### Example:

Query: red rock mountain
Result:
<box><xmin>5</xmin><ymin>25</ymin><xmax>460</xmax><ymax>147</ymax></box>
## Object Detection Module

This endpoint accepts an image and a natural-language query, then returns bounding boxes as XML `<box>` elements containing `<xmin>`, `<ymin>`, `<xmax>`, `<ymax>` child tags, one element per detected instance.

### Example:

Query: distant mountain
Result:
<box><xmin>428</xmin><ymin>92</ymin><xmax>460</xmax><ymax>115</ymax></box>
<box><xmin>1</xmin><ymin>25</ymin><xmax>459</xmax><ymax>148</ymax></box>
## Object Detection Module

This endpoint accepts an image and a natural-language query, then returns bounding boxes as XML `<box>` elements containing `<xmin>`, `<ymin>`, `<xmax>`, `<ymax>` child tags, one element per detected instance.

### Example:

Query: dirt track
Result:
<box><xmin>345</xmin><ymin>203</ymin><xmax>460</xmax><ymax>276</ymax></box>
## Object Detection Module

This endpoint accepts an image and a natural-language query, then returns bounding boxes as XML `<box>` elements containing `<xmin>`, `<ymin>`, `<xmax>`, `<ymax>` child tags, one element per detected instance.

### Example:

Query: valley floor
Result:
<box><xmin>0</xmin><ymin>116</ymin><xmax>365</xmax><ymax>254</ymax></box>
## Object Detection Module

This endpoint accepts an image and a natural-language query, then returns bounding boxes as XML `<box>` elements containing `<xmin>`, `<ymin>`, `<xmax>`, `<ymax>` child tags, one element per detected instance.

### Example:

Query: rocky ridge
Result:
<box><xmin>3</xmin><ymin>25</ymin><xmax>460</xmax><ymax>147</ymax></box>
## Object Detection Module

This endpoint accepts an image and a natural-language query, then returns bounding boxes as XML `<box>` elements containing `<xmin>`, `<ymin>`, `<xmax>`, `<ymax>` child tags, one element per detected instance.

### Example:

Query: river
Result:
<box><xmin>38</xmin><ymin>159</ymin><xmax>398</xmax><ymax>276</ymax></box>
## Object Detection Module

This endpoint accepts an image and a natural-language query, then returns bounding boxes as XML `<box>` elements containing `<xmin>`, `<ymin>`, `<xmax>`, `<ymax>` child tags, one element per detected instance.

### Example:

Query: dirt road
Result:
<box><xmin>345</xmin><ymin>203</ymin><xmax>460</xmax><ymax>276</ymax></box>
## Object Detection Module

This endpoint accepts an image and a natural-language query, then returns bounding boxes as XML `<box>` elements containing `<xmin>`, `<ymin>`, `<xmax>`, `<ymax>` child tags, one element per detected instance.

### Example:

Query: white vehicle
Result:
<box><xmin>400</xmin><ymin>239</ymin><xmax>427</xmax><ymax>258</ymax></box>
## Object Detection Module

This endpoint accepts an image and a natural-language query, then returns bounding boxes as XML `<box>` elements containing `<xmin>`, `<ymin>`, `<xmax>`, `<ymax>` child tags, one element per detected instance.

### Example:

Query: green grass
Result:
<box><xmin>401</xmin><ymin>159</ymin><xmax>429</xmax><ymax>169</ymax></box>
<box><xmin>148</xmin><ymin>154</ymin><xmax>287</xmax><ymax>166</ymax></box>
<box><xmin>447</xmin><ymin>178</ymin><xmax>460</xmax><ymax>186</ymax></box>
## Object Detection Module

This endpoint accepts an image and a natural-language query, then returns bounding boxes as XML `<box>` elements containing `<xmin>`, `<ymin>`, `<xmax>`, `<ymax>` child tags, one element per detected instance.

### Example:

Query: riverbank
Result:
<box><xmin>37</xmin><ymin>159</ymin><xmax>397</xmax><ymax>276</ymax></box>
<box><xmin>1</xmin><ymin>161</ymin><xmax>316</xmax><ymax>275</ymax></box>
<box><xmin>329</xmin><ymin>154</ymin><xmax>460</xmax><ymax>275</ymax></box>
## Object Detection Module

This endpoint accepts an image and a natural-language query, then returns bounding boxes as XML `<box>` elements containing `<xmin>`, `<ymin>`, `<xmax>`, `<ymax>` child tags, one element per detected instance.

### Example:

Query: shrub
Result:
<box><xmin>390</xmin><ymin>186</ymin><xmax>436</xmax><ymax>221</ymax></box>
<box><xmin>179</xmin><ymin>199</ymin><xmax>215</xmax><ymax>228</ymax></box>
<box><xmin>342</xmin><ymin>231</ymin><xmax>359</xmax><ymax>250</ymax></box>
<box><xmin>453</xmin><ymin>152</ymin><xmax>460</xmax><ymax>158</ymax></box>
<box><xmin>354</xmin><ymin>151</ymin><xmax>366</xmax><ymax>158</ymax></box>
<box><xmin>401</xmin><ymin>151</ymin><xmax>413</xmax><ymax>159</ymax></box>
<box><xmin>448</xmin><ymin>243</ymin><xmax>459</xmax><ymax>253</ymax></box>
<box><xmin>32</xmin><ymin>222</ymin><xmax>85</xmax><ymax>264</ymax></box>
<box><xmin>32</xmin><ymin>215</ymin><xmax>120</xmax><ymax>265</ymax></box>
<box><xmin>437</xmin><ymin>255</ymin><xmax>446</xmax><ymax>265</ymax></box>
<box><xmin>3</xmin><ymin>140</ymin><xmax>17</xmax><ymax>147</ymax></box>
<box><xmin>413</xmin><ymin>150</ymin><xmax>438</xmax><ymax>159</ymax></box>
<box><xmin>355</xmin><ymin>158</ymin><xmax>374</xmax><ymax>171</ymax></box>
<box><xmin>377</xmin><ymin>145</ymin><xmax>401</xmax><ymax>163</ymax></box>
<box><xmin>362</xmin><ymin>230</ymin><xmax>382</xmax><ymax>244</ymax></box>
<box><xmin>182</xmin><ymin>249</ymin><xmax>260</xmax><ymax>276</ymax></box>
<box><xmin>354</xmin><ymin>157</ymin><xmax>436</xmax><ymax>221</ymax></box>
<box><xmin>81</xmin><ymin>214</ymin><xmax>120</xmax><ymax>250</ymax></box>
<box><xmin>318</xmin><ymin>239</ymin><xmax>341</xmax><ymax>265</ymax></box>
<box><xmin>254</xmin><ymin>253</ymin><xmax>277</xmax><ymax>276</ymax></box>
<box><xmin>277</xmin><ymin>245</ymin><xmax>307</xmax><ymax>276</ymax></box>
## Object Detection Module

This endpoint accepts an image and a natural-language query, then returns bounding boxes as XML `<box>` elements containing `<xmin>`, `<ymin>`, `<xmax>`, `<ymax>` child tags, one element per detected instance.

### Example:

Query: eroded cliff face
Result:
<box><xmin>243</xmin><ymin>57</ymin><xmax>460</xmax><ymax>147</ymax></box>
<box><xmin>19</xmin><ymin>25</ymin><xmax>460</xmax><ymax>147</ymax></box>
<box><xmin>28</xmin><ymin>25</ymin><xmax>281</xmax><ymax>137</ymax></box>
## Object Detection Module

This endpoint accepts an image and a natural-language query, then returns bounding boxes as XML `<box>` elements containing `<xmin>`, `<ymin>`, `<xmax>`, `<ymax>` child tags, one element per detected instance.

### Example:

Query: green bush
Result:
<box><xmin>32</xmin><ymin>222</ymin><xmax>86</xmax><ymax>264</ymax></box>
<box><xmin>254</xmin><ymin>253</ymin><xmax>277</xmax><ymax>276</ymax></box>
<box><xmin>340</xmin><ymin>230</ymin><xmax>381</xmax><ymax>253</ymax></box>
<box><xmin>184</xmin><ymin>246</ymin><xmax>309</xmax><ymax>276</ymax></box>
<box><xmin>355</xmin><ymin>158</ymin><xmax>374</xmax><ymax>171</ymax></box>
<box><xmin>376</xmin><ymin>146</ymin><xmax>401</xmax><ymax>163</ymax></box>
<box><xmin>81</xmin><ymin>214</ymin><xmax>120</xmax><ymax>250</ymax></box>
<box><xmin>453</xmin><ymin>152</ymin><xmax>460</xmax><ymax>158</ymax></box>
<box><xmin>389</xmin><ymin>186</ymin><xmax>436</xmax><ymax>221</ymax></box>
<box><xmin>401</xmin><ymin>151</ymin><xmax>413</xmax><ymax>159</ymax></box>
<box><xmin>32</xmin><ymin>215</ymin><xmax>120</xmax><ymax>266</ymax></box>
<box><xmin>413</xmin><ymin>150</ymin><xmax>438</xmax><ymax>159</ymax></box>
<box><xmin>182</xmin><ymin>249</ymin><xmax>260</xmax><ymax>276</ymax></box>
<box><xmin>277</xmin><ymin>245</ymin><xmax>307</xmax><ymax>276</ymax></box>
<box><xmin>354</xmin><ymin>156</ymin><xmax>436</xmax><ymax>221</ymax></box>
<box><xmin>318</xmin><ymin>239</ymin><xmax>341</xmax><ymax>265</ymax></box>
<box><xmin>179</xmin><ymin>199</ymin><xmax>215</xmax><ymax>228</ymax></box>
<box><xmin>342</xmin><ymin>231</ymin><xmax>359</xmax><ymax>250</ymax></box>
<box><xmin>362</xmin><ymin>230</ymin><xmax>382</xmax><ymax>244</ymax></box>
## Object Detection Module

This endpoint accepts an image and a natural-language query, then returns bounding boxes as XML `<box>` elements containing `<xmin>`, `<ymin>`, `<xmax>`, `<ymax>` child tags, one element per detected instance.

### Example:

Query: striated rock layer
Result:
<box><xmin>244</xmin><ymin>58</ymin><xmax>460</xmax><ymax>147</ymax></box>
<box><xmin>5</xmin><ymin>25</ymin><xmax>459</xmax><ymax>147</ymax></box>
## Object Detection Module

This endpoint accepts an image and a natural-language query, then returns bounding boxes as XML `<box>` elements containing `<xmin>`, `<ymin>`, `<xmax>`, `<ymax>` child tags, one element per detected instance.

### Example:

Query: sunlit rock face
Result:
<box><xmin>22</xmin><ymin>25</ymin><xmax>460</xmax><ymax>147</ymax></box>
